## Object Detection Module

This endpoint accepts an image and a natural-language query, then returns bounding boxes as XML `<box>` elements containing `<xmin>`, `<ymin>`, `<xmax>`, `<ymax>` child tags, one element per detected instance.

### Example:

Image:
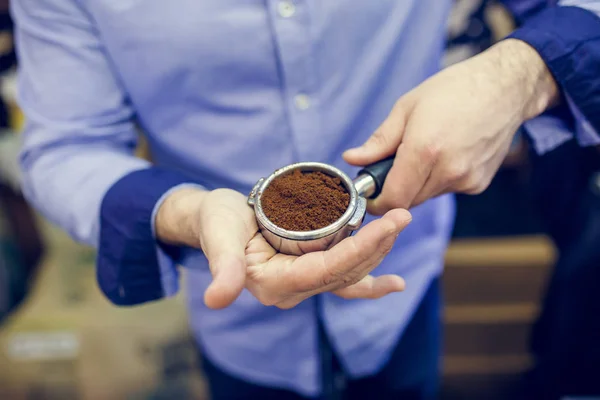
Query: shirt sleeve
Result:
<box><xmin>506</xmin><ymin>2</ymin><xmax>600</xmax><ymax>153</ymax></box>
<box><xmin>11</xmin><ymin>0</ymin><xmax>197</xmax><ymax>306</ymax></box>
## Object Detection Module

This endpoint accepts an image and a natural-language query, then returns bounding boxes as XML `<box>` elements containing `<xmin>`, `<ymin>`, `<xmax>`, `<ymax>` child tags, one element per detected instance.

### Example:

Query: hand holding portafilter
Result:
<box><xmin>247</xmin><ymin>156</ymin><xmax>395</xmax><ymax>256</ymax></box>
<box><xmin>156</xmin><ymin>183</ymin><xmax>409</xmax><ymax>310</ymax></box>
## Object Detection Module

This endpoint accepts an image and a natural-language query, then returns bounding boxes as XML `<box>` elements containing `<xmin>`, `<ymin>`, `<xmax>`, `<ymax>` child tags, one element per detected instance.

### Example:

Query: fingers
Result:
<box><xmin>343</xmin><ymin>98</ymin><xmax>411</xmax><ymax>166</ymax></box>
<box><xmin>200</xmin><ymin>212</ymin><xmax>249</xmax><ymax>310</ymax></box>
<box><xmin>411</xmin><ymin>172</ymin><xmax>449</xmax><ymax>208</ymax></box>
<box><xmin>247</xmin><ymin>210</ymin><xmax>411</xmax><ymax>309</ymax></box>
<box><xmin>410</xmin><ymin>137</ymin><xmax>510</xmax><ymax>205</ymax></box>
<box><xmin>344</xmin><ymin>94</ymin><xmax>435</xmax><ymax>214</ymax></box>
<box><xmin>278</xmin><ymin>273</ymin><xmax>406</xmax><ymax>309</ymax></box>
<box><xmin>287</xmin><ymin>208</ymin><xmax>412</xmax><ymax>295</ymax></box>
<box><xmin>367</xmin><ymin>138</ymin><xmax>434</xmax><ymax>214</ymax></box>
<box><xmin>333</xmin><ymin>274</ymin><xmax>406</xmax><ymax>299</ymax></box>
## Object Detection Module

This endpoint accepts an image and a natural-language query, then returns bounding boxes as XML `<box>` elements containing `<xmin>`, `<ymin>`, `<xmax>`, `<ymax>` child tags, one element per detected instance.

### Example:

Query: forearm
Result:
<box><xmin>482</xmin><ymin>38</ymin><xmax>559</xmax><ymax>122</ymax></box>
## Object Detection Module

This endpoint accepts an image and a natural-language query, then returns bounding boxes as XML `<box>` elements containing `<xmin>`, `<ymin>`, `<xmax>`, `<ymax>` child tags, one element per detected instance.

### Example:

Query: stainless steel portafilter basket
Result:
<box><xmin>247</xmin><ymin>156</ymin><xmax>395</xmax><ymax>256</ymax></box>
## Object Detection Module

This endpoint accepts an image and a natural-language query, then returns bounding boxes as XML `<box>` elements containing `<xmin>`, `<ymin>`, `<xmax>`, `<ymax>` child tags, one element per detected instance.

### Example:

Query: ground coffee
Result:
<box><xmin>261</xmin><ymin>170</ymin><xmax>350</xmax><ymax>231</ymax></box>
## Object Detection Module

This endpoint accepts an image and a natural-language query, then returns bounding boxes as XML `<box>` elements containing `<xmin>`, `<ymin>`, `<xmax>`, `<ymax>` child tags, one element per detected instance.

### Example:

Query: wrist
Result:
<box><xmin>155</xmin><ymin>187</ymin><xmax>208</xmax><ymax>247</ymax></box>
<box><xmin>487</xmin><ymin>38</ymin><xmax>559</xmax><ymax>121</ymax></box>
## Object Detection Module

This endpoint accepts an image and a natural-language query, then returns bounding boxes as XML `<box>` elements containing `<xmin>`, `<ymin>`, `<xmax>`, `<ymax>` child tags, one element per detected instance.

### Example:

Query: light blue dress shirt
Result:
<box><xmin>11</xmin><ymin>0</ymin><xmax>600</xmax><ymax>397</ymax></box>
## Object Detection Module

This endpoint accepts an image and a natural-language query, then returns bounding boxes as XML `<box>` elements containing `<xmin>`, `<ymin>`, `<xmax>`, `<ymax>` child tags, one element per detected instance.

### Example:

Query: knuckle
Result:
<box><xmin>464</xmin><ymin>185</ymin><xmax>486</xmax><ymax>195</ymax></box>
<box><xmin>392</xmin><ymin>98</ymin><xmax>407</xmax><ymax>112</ymax></box>
<box><xmin>381</xmin><ymin>238</ymin><xmax>396</xmax><ymax>255</ymax></box>
<box><xmin>444</xmin><ymin>163</ymin><xmax>470</xmax><ymax>182</ymax></box>
<box><xmin>321</xmin><ymin>269</ymin><xmax>359</xmax><ymax>289</ymax></box>
<box><xmin>275</xmin><ymin>300</ymin><xmax>299</xmax><ymax>310</ymax></box>
<box><xmin>319</xmin><ymin>249</ymin><xmax>364</xmax><ymax>290</ymax></box>
<box><xmin>346</xmin><ymin>274</ymin><xmax>364</xmax><ymax>288</ymax></box>
<box><xmin>256</xmin><ymin>291</ymin><xmax>280</xmax><ymax>307</ymax></box>
<box><xmin>367</xmin><ymin>129</ymin><xmax>390</xmax><ymax>148</ymax></box>
<box><xmin>320</xmin><ymin>268</ymin><xmax>343</xmax><ymax>287</ymax></box>
<box><xmin>461</xmin><ymin>173</ymin><xmax>490</xmax><ymax>195</ymax></box>
<box><xmin>418</xmin><ymin>141</ymin><xmax>442</xmax><ymax>163</ymax></box>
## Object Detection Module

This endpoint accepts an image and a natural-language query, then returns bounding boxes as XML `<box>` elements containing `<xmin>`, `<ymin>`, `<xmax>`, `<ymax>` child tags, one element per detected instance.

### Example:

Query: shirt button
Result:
<box><xmin>277</xmin><ymin>1</ymin><xmax>296</xmax><ymax>18</ymax></box>
<box><xmin>294</xmin><ymin>93</ymin><xmax>311</xmax><ymax>110</ymax></box>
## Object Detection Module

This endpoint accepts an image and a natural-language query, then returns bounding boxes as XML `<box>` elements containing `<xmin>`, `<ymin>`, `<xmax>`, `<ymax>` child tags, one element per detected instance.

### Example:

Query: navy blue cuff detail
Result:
<box><xmin>97</xmin><ymin>167</ymin><xmax>194</xmax><ymax>306</ymax></box>
<box><xmin>508</xmin><ymin>6</ymin><xmax>600</xmax><ymax>132</ymax></box>
<box><xmin>500</xmin><ymin>0</ymin><xmax>549</xmax><ymax>25</ymax></box>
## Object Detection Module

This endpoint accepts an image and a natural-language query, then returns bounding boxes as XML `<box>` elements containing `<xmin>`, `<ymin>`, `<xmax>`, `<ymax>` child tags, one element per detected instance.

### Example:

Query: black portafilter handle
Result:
<box><xmin>356</xmin><ymin>155</ymin><xmax>395</xmax><ymax>199</ymax></box>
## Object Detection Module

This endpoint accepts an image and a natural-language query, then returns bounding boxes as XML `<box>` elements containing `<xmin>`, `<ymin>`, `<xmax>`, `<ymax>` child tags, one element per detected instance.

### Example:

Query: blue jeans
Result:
<box><xmin>199</xmin><ymin>279</ymin><xmax>441</xmax><ymax>400</ymax></box>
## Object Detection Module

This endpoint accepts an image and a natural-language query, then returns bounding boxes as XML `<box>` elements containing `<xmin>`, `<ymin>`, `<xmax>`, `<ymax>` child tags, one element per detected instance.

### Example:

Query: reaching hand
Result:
<box><xmin>344</xmin><ymin>39</ymin><xmax>558</xmax><ymax>215</ymax></box>
<box><xmin>156</xmin><ymin>187</ymin><xmax>411</xmax><ymax>309</ymax></box>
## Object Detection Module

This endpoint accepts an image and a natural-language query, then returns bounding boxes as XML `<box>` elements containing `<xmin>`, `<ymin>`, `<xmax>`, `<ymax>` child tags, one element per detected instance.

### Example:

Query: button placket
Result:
<box><xmin>268</xmin><ymin>0</ymin><xmax>321</xmax><ymax>161</ymax></box>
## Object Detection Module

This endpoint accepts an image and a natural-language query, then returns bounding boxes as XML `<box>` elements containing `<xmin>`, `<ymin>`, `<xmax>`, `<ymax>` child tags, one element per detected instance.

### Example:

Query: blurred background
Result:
<box><xmin>0</xmin><ymin>0</ymin><xmax>598</xmax><ymax>399</ymax></box>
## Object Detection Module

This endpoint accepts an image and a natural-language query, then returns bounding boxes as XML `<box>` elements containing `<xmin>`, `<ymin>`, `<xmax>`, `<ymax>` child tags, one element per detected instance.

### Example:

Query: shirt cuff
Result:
<box><xmin>565</xmin><ymin>94</ymin><xmax>600</xmax><ymax>147</ymax></box>
<box><xmin>97</xmin><ymin>167</ymin><xmax>199</xmax><ymax>306</ymax></box>
<box><xmin>507</xmin><ymin>6</ymin><xmax>600</xmax><ymax>134</ymax></box>
<box><xmin>523</xmin><ymin>113</ymin><xmax>574</xmax><ymax>155</ymax></box>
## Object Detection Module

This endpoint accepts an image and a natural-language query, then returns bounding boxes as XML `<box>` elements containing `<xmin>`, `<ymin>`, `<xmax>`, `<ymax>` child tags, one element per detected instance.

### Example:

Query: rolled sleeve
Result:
<box><xmin>12</xmin><ymin>0</ymin><xmax>196</xmax><ymax>306</ymax></box>
<box><xmin>98</xmin><ymin>169</ymin><xmax>198</xmax><ymax>305</ymax></box>
<box><xmin>507</xmin><ymin>4</ymin><xmax>600</xmax><ymax>152</ymax></box>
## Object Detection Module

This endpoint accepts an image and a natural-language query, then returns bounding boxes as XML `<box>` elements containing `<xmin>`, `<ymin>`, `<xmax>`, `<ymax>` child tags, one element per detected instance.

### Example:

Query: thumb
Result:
<box><xmin>343</xmin><ymin>98</ymin><xmax>410</xmax><ymax>166</ymax></box>
<box><xmin>200</xmin><ymin>213</ymin><xmax>248</xmax><ymax>310</ymax></box>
